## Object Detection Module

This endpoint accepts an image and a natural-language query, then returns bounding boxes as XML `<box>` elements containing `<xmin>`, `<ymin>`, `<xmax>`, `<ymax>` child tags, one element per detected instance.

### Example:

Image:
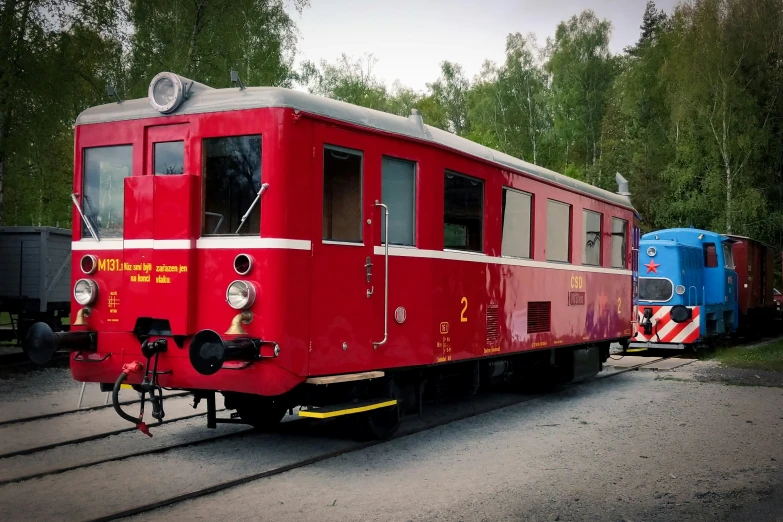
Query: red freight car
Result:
<box><xmin>24</xmin><ymin>72</ymin><xmax>639</xmax><ymax>438</ymax></box>
<box><xmin>727</xmin><ymin>235</ymin><xmax>777</xmax><ymax>332</ymax></box>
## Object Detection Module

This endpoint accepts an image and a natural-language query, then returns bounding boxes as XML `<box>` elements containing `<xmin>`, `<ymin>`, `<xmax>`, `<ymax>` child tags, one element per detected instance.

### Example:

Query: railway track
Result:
<box><xmin>0</xmin><ymin>391</ymin><xmax>191</xmax><ymax>428</ymax></box>
<box><xmin>33</xmin><ymin>355</ymin><xmax>675</xmax><ymax>522</ymax></box>
<box><xmin>0</xmin><ymin>410</ymin><xmax>219</xmax><ymax>461</ymax></box>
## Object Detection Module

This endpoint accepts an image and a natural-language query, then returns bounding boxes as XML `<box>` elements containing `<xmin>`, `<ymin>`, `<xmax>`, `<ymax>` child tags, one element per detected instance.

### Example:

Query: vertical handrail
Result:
<box><xmin>373</xmin><ymin>201</ymin><xmax>389</xmax><ymax>349</ymax></box>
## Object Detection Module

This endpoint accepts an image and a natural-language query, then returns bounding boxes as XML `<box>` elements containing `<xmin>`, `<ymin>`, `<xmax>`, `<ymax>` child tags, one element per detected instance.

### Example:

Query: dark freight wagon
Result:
<box><xmin>727</xmin><ymin>235</ymin><xmax>777</xmax><ymax>332</ymax></box>
<box><xmin>0</xmin><ymin>227</ymin><xmax>72</xmax><ymax>344</ymax></box>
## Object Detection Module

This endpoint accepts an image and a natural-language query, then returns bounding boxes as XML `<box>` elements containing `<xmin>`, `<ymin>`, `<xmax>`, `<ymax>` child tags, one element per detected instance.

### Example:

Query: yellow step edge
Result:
<box><xmin>626</xmin><ymin>348</ymin><xmax>648</xmax><ymax>353</ymax></box>
<box><xmin>298</xmin><ymin>399</ymin><xmax>398</xmax><ymax>419</ymax></box>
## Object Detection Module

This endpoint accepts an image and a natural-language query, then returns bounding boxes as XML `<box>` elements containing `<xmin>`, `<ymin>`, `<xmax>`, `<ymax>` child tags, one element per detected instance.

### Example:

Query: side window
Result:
<box><xmin>202</xmin><ymin>135</ymin><xmax>262</xmax><ymax>236</ymax></box>
<box><xmin>323</xmin><ymin>146</ymin><xmax>363</xmax><ymax>242</ymax></box>
<box><xmin>703</xmin><ymin>243</ymin><xmax>718</xmax><ymax>268</ymax></box>
<box><xmin>381</xmin><ymin>156</ymin><xmax>415</xmax><ymax>246</ymax></box>
<box><xmin>722</xmin><ymin>243</ymin><xmax>734</xmax><ymax>269</ymax></box>
<box><xmin>611</xmin><ymin>217</ymin><xmax>628</xmax><ymax>268</ymax></box>
<box><xmin>444</xmin><ymin>171</ymin><xmax>483</xmax><ymax>252</ymax></box>
<box><xmin>501</xmin><ymin>188</ymin><xmax>532</xmax><ymax>258</ymax></box>
<box><xmin>82</xmin><ymin>145</ymin><xmax>133</xmax><ymax>238</ymax></box>
<box><xmin>546</xmin><ymin>200</ymin><xmax>571</xmax><ymax>262</ymax></box>
<box><xmin>582</xmin><ymin>210</ymin><xmax>602</xmax><ymax>266</ymax></box>
<box><xmin>154</xmin><ymin>141</ymin><xmax>184</xmax><ymax>174</ymax></box>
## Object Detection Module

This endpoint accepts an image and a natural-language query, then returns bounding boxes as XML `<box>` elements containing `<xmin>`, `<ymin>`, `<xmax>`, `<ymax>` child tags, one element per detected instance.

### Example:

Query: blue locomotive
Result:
<box><xmin>629</xmin><ymin>228</ymin><xmax>738</xmax><ymax>350</ymax></box>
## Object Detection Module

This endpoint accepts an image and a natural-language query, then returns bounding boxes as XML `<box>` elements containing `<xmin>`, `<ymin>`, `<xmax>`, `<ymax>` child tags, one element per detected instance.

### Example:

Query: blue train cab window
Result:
<box><xmin>723</xmin><ymin>243</ymin><xmax>735</xmax><ymax>269</ymax></box>
<box><xmin>703</xmin><ymin>243</ymin><xmax>718</xmax><ymax>267</ymax></box>
<box><xmin>639</xmin><ymin>278</ymin><xmax>673</xmax><ymax>301</ymax></box>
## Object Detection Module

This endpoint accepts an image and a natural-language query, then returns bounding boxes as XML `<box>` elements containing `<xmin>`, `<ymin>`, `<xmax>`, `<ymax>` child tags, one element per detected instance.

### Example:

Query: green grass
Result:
<box><xmin>708</xmin><ymin>339</ymin><xmax>783</xmax><ymax>373</ymax></box>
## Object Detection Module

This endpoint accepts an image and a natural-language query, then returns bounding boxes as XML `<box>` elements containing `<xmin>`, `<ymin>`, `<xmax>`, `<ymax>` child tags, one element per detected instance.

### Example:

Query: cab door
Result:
<box><xmin>124</xmin><ymin>123</ymin><xmax>198</xmax><ymax>335</ymax></box>
<box><xmin>309</xmin><ymin>125</ymin><xmax>379</xmax><ymax>375</ymax></box>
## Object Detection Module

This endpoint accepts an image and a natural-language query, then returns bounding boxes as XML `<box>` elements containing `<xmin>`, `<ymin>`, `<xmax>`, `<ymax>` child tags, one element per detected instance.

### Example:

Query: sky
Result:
<box><xmin>286</xmin><ymin>0</ymin><xmax>680</xmax><ymax>92</ymax></box>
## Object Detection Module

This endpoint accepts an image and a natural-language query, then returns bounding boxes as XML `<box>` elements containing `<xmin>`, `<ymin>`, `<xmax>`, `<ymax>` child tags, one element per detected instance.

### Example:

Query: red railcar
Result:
<box><xmin>25</xmin><ymin>72</ymin><xmax>639</xmax><ymax>437</ymax></box>
<box><xmin>727</xmin><ymin>235</ymin><xmax>777</xmax><ymax>331</ymax></box>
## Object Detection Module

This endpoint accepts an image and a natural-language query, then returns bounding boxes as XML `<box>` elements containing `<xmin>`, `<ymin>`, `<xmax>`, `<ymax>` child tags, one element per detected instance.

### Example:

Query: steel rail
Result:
<box><xmin>0</xmin><ymin>410</ymin><xmax>224</xmax><ymax>460</ymax></box>
<box><xmin>0</xmin><ymin>427</ymin><xmax>252</xmax><ymax>487</ymax></box>
<box><xmin>83</xmin><ymin>355</ymin><xmax>679</xmax><ymax>522</ymax></box>
<box><xmin>0</xmin><ymin>392</ymin><xmax>190</xmax><ymax>428</ymax></box>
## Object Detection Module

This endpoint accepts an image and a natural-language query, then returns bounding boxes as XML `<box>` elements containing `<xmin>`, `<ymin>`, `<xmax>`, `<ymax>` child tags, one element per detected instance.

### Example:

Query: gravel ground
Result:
<box><xmin>1</xmin><ymin>360</ymin><xmax>781</xmax><ymax>521</ymax></box>
<box><xmin>128</xmin><ymin>365</ymin><xmax>783</xmax><ymax>522</ymax></box>
<box><xmin>0</xmin><ymin>394</ymin><xmax>218</xmax><ymax>456</ymax></box>
<box><xmin>0</xmin><ymin>367</ymin><xmax>184</xmax><ymax>423</ymax></box>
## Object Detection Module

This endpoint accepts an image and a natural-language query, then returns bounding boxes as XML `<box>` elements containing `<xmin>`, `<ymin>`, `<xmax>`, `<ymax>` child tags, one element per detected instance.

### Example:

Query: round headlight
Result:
<box><xmin>226</xmin><ymin>280</ymin><xmax>256</xmax><ymax>310</ymax></box>
<box><xmin>74</xmin><ymin>278</ymin><xmax>98</xmax><ymax>306</ymax></box>
<box><xmin>675</xmin><ymin>285</ymin><xmax>686</xmax><ymax>295</ymax></box>
<box><xmin>148</xmin><ymin>72</ymin><xmax>184</xmax><ymax>114</ymax></box>
<box><xmin>233</xmin><ymin>254</ymin><xmax>253</xmax><ymax>276</ymax></box>
<box><xmin>647</xmin><ymin>247</ymin><xmax>657</xmax><ymax>257</ymax></box>
<box><xmin>80</xmin><ymin>255</ymin><xmax>98</xmax><ymax>275</ymax></box>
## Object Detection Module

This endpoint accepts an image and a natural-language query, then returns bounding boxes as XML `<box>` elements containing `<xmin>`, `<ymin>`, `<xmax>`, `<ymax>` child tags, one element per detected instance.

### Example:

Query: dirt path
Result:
<box><xmin>133</xmin><ymin>364</ymin><xmax>783</xmax><ymax>522</ymax></box>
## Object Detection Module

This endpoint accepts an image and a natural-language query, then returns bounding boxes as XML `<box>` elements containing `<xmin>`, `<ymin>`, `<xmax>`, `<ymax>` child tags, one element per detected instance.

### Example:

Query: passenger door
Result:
<box><xmin>309</xmin><ymin>126</ymin><xmax>379</xmax><ymax>375</ymax></box>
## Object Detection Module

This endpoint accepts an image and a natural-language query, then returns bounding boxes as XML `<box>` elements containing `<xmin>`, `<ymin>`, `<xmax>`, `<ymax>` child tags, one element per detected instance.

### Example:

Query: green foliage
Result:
<box><xmin>2</xmin><ymin>0</ymin><xmax>783</xmax><ymax>278</ymax></box>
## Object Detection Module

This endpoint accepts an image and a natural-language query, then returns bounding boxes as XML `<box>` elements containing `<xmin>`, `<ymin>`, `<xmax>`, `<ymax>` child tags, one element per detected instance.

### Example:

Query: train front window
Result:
<box><xmin>82</xmin><ymin>145</ymin><xmax>132</xmax><ymax>238</ymax></box>
<box><xmin>154</xmin><ymin>141</ymin><xmax>184</xmax><ymax>174</ymax></box>
<box><xmin>639</xmin><ymin>278</ymin><xmax>673</xmax><ymax>301</ymax></box>
<box><xmin>202</xmin><ymin>135</ymin><xmax>262</xmax><ymax>235</ymax></box>
<box><xmin>444</xmin><ymin>171</ymin><xmax>483</xmax><ymax>252</ymax></box>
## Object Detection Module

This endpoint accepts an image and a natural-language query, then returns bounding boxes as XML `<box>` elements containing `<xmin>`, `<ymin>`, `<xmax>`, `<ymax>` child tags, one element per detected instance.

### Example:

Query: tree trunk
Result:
<box><xmin>725</xmin><ymin>166</ymin><xmax>732</xmax><ymax>234</ymax></box>
<box><xmin>0</xmin><ymin>0</ymin><xmax>31</xmax><ymax>225</ymax></box>
<box><xmin>186</xmin><ymin>0</ymin><xmax>207</xmax><ymax>76</ymax></box>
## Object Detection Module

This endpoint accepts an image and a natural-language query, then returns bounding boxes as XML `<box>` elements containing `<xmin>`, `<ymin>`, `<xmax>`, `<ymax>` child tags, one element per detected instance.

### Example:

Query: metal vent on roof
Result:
<box><xmin>527</xmin><ymin>302</ymin><xmax>551</xmax><ymax>334</ymax></box>
<box><xmin>486</xmin><ymin>304</ymin><xmax>500</xmax><ymax>345</ymax></box>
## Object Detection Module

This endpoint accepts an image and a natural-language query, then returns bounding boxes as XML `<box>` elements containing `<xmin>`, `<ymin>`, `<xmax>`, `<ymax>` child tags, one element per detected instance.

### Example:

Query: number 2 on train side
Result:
<box><xmin>460</xmin><ymin>297</ymin><xmax>468</xmax><ymax>322</ymax></box>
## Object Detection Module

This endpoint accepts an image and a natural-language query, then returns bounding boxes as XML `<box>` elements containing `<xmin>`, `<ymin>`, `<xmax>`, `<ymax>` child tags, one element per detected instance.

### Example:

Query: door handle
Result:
<box><xmin>365</xmin><ymin>256</ymin><xmax>373</xmax><ymax>283</ymax></box>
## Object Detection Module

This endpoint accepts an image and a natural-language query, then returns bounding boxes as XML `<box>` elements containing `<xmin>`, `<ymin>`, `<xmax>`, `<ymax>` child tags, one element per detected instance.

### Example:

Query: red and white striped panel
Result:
<box><xmin>635</xmin><ymin>306</ymin><xmax>701</xmax><ymax>344</ymax></box>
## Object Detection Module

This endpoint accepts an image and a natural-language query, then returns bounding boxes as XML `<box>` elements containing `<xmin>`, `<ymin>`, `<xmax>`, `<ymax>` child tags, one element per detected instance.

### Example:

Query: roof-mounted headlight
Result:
<box><xmin>148</xmin><ymin>72</ymin><xmax>185</xmax><ymax>114</ymax></box>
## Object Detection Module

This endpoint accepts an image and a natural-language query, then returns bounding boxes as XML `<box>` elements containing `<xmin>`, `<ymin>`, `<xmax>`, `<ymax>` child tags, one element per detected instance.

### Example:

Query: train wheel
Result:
<box><xmin>236</xmin><ymin>397</ymin><xmax>287</xmax><ymax>431</ymax></box>
<box><xmin>356</xmin><ymin>379</ymin><xmax>401</xmax><ymax>441</ymax></box>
